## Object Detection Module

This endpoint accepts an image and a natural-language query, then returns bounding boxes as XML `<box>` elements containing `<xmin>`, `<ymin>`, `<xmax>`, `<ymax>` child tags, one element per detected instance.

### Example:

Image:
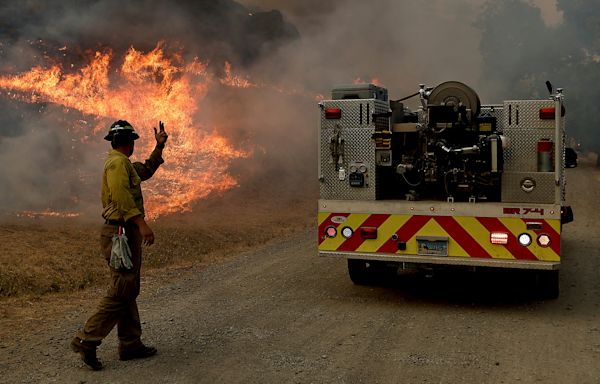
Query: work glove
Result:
<box><xmin>109</xmin><ymin>226</ymin><xmax>133</xmax><ymax>270</ymax></box>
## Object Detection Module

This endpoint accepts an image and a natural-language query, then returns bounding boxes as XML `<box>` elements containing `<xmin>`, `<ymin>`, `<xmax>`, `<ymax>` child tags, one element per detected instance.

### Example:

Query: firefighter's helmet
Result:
<box><xmin>104</xmin><ymin>120</ymin><xmax>140</xmax><ymax>141</ymax></box>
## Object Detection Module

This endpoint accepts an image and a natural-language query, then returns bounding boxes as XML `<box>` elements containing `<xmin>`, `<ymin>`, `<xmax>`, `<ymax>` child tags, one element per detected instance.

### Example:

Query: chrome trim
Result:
<box><xmin>319</xmin><ymin>251</ymin><xmax>559</xmax><ymax>270</ymax></box>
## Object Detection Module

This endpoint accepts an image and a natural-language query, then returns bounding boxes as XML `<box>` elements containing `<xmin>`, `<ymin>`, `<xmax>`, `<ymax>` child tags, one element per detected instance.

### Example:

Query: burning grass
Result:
<box><xmin>0</xmin><ymin>43</ymin><xmax>254</xmax><ymax>218</ymax></box>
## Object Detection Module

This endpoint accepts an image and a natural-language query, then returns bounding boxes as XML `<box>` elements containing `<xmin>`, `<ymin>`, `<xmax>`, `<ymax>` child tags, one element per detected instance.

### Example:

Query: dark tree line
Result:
<box><xmin>477</xmin><ymin>0</ymin><xmax>600</xmax><ymax>152</ymax></box>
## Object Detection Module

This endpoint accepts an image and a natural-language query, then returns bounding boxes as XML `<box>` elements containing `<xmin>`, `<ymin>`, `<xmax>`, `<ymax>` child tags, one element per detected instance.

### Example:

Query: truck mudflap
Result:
<box><xmin>318</xmin><ymin>212</ymin><xmax>561</xmax><ymax>270</ymax></box>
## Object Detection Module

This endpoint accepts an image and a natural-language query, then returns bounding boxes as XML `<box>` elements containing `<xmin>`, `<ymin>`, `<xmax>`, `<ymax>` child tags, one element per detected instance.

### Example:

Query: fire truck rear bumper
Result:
<box><xmin>319</xmin><ymin>251</ymin><xmax>560</xmax><ymax>270</ymax></box>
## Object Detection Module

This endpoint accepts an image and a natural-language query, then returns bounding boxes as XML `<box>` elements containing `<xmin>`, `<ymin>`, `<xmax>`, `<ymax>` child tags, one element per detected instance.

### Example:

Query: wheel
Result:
<box><xmin>347</xmin><ymin>259</ymin><xmax>383</xmax><ymax>285</ymax></box>
<box><xmin>535</xmin><ymin>270</ymin><xmax>559</xmax><ymax>300</ymax></box>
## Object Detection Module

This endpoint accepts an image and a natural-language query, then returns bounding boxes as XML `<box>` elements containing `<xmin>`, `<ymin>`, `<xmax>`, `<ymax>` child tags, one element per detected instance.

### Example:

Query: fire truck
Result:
<box><xmin>317</xmin><ymin>81</ymin><xmax>573</xmax><ymax>298</ymax></box>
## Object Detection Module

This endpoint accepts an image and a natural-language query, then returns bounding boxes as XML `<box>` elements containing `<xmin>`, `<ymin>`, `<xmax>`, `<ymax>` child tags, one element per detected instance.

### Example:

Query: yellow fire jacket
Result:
<box><xmin>101</xmin><ymin>148</ymin><xmax>164</xmax><ymax>222</ymax></box>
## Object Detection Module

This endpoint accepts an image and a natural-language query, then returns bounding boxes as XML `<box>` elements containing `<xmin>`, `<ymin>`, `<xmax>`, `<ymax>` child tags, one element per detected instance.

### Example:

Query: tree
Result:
<box><xmin>477</xmin><ymin>0</ymin><xmax>600</xmax><ymax>152</ymax></box>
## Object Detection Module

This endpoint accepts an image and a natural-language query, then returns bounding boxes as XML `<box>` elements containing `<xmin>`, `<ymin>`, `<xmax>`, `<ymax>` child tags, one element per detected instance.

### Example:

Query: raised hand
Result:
<box><xmin>154</xmin><ymin>121</ymin><xmax>168</xmax><ymax>147</ymax></box>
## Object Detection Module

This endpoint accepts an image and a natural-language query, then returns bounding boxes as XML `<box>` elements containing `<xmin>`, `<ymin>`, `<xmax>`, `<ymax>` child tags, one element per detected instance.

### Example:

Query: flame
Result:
<box><xmin>219</xmin><ymin>61</ymin><xmax>322</xmax><ymax>100</ymax></box>
<box><xmin>353</xmin><ymin>77</ymin><xmax>383</xmax><ymax>87</ymax></box>
<box><xmin>16</xmin><ymin>209</ymin><xmax>81</xmax><ymax>219</ymax></box>
<box><xmin>220</xmin><ymin>61</ymin><xmax>257</xmax><ymax>88</ymax></box>
<box><xmin>0</xmin><ymin>43</ymin><xmax>251</xmax><ymax>218</ymax></box>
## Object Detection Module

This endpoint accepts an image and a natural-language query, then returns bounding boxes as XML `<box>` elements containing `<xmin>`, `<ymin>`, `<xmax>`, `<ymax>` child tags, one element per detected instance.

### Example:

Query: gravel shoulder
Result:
<box><xmin>1</xmin><ymin>165</ymin><xmax>599</xmax><ymax>384</ymax></box>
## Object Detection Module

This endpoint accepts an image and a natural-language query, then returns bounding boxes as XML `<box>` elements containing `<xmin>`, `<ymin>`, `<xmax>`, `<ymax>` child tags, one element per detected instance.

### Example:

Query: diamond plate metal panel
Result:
<box><xmin>500</xmin><ymin>99</ymin><xmax>565</xmax><ymax>204</ymax></box>
<box><xmin>320</xmin><ymin>99</ymin><xmax>389</xmax><ymax>131</ymax></box>
<box><xmin>503</xmin><ymin>128</ymin><xmax>559</xmax><ymax>171</ymax></box>
<box><xmin>501</xmin><ymin>172</ymin><xmax>556</xmax><ymax>203</ymax></box>
<box><xmin>502</xmin><ymin>100</ymin><xmax>557</xmax><ymax>130</ymax></box>
<box><xmin>319</xmin><ymin>99</ymin><xmax>389</xmax><ymax>200</ymax></box>
<box><xmin>502</xmin><ymin>100</ymin><xmax>563</xmax><ymax>171</ymax></box>
<box><xmin>320</xmin><ymin>128</ymin><xmax>376</xmax><ymax>200</ymax></box>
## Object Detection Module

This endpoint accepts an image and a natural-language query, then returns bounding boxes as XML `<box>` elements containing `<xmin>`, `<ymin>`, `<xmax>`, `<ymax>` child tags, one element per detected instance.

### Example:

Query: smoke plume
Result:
<box><xmin>3</xmin><ymin>0</ymin><xmax>592</xmax><ymax>218</ymax></box>
<box><xmin>475</xmin><ymin>0</ymin><xmax>600</xmax><ymax>151</ymax></box>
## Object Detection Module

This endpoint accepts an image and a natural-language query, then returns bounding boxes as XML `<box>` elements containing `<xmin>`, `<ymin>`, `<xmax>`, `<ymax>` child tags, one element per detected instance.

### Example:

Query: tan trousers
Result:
<box><xmin>76</xmin><ymin>222</ymin><xmax>144</xmax><ymax>351</ymax></box>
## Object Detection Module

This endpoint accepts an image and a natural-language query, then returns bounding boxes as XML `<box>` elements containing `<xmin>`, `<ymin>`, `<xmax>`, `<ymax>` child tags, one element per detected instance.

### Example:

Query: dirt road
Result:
<box><xmin>1</xmin><ymin>165</ymin><xmax>600</xmax><ymax>384</ymax></box>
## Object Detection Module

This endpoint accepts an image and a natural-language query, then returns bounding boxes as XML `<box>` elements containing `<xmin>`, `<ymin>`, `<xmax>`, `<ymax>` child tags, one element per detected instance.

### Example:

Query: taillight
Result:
<box><xmin>490</xmin><ymin>232</ymin><xmax>509</xmax><ymax>245</ymax></box>
<box><xmin>325</xmin><ymin>108</ymin><xmax>342</xmax><ymax>119</ymax></box>
<box><xmin>537</xmin><ymin>234</ymin><xmax>551</xmax><ymax>247</ymax></box>
<box><xmin>360</xmin><ymin>227</ymin><xmax>377</xmax><ymax>239</ymax></box>
<box><xmin>539</xmin><ymin>106</ymin><xmax>565</xmax><ymax>119</ymax></box>
<box><xmin>325</xmin><ymin>226</ymin><xmax>337</xmax><ymax>238</ymax></box>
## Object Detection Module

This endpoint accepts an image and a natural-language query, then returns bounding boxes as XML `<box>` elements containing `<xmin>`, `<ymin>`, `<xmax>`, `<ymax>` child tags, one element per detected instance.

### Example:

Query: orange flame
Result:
<box><xmin>220</xmin><ymin>61</ymin><xmax>257</xmax><ymax>88</ymax></box>
<box><xmin>0</xmin><ymin>43</ymin><xmax>250</xmax><ymax>218</ymax></box>
<box><xmin>219</xmin><ymin>61</ymin><xmax>321</xmax><ymax>100</ymax></box>
<box><xmin>16</xmin><ymin>209</ymin><xmax>81</xmax><ymax>219</ymax></box>
<box><xmin>353</xmin><ymin>77</ymin><xmax>383</xmax><ymax>87</ymax></box>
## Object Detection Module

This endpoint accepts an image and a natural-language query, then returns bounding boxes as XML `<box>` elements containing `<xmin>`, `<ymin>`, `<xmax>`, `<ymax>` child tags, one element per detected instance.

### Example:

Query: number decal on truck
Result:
<box><xmin>503</xmin><ymin>207</ymin><xmax>545</xmax><ymax>216</ymax></box>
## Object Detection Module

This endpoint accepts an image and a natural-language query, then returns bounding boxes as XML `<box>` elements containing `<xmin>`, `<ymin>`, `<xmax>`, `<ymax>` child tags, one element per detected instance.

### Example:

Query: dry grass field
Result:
<box><xmin>0</xmin><ymin>186</ymin><xmax>316</xmax><ymax>299</ymax></box>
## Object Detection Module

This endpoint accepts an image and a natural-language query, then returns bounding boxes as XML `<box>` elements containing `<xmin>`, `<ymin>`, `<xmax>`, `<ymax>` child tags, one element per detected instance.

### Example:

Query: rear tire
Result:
<box><xmin>535</xmin><ymin>270</ymin><xmax>559</xmax><ymax>299</ymax></box>
<box><xmin>347</xmin><ymin>259</ymin><xmax>383</xmax><ymax>285</ymax></box>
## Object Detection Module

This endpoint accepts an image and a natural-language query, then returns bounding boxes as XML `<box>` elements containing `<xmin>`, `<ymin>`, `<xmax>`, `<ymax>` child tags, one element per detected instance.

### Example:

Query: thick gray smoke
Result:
<box><xmin>228</xmin><ymin>0</ymin><xmax>487</xmax><ymax>200</ymax></box>
<box><xmin>0</xmin><ymin>0</ymin><xmax>297</xmax><ymax>68</ymax></box>
<box><xmin>476</xmin><ymin>0</ymin><xmax>600</xmax><ymax>152</ymax></box>
<box><xmin>4</xmin><ymin>0</ymin><xmax>590</xmax><ymax>218</ymax></box>
<box><xmin>243</xmin><ymin>0</ymin><xmax>485</xmax><ymax>100</ymax></box>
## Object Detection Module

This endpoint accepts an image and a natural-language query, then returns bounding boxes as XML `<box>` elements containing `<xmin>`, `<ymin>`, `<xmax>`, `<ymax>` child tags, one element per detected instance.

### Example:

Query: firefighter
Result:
<box><xmin>70</xmin><ymin>120</ymin><xmax>168</xmax><ymax>370</ymax></box>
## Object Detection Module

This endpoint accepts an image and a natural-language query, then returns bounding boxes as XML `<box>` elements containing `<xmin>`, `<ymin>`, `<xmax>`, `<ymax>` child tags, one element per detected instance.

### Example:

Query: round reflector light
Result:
<box><xmin>518</xmin><ymin>233</ymin><xmax>532</xmax><ymax>247</ymax></box>
<box><xmin>325</xmin><ymin>226</ymin><xmax>337</xmax><ymax>238</ymax></box>
<box><xmin>341</xmin><ymin>226</ymin><xmax>354</xmax><ymax>239</ymax></box>
<box><xmin>537</xmin><ymin>234</ymin><xmax>551</xmax><ymax>247</ymax></box>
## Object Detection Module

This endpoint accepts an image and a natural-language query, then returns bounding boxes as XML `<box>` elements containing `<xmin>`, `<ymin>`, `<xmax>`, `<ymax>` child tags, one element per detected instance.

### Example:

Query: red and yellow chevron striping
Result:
<box><xmin>318</xmin><ymin>212</ymin><xmax>560</xmax><ymax>262</ymax></box>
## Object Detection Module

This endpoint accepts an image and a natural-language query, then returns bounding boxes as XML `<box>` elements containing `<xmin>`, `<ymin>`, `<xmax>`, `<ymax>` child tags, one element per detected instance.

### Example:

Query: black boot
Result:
<box><xmin>70</xmin><ymin>337</ymin><xmax>103</xmax><ymax>371</ymax></box>
<box><xmin>119</xmin><ymin>344</ymin><xmax>157</xmax><ymax>361</ymax></box>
